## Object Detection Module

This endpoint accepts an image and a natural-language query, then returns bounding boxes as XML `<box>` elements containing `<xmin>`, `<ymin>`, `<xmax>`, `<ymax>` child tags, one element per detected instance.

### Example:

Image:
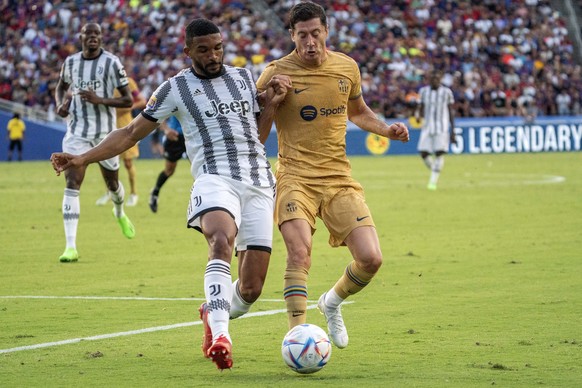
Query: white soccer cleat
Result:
<box><xmin>95</xmin><ymin>192</ymin><xmax>110</xmax><ymax>206</ymax></box>
<box><xmin>126</xmin><ymin>194</ymin><xmax>138</xmax><ymax>206</ymax></box>
<box><xmin>317</xmin><ymin>292</ymin><xmax>349</xmax><ymax>349</ymax></box>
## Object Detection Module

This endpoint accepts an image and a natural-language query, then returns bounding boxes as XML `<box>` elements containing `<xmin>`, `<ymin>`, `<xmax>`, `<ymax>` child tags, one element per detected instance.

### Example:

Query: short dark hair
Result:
<box><xmin>185</xmin><ymin>18</ymin><xmax>220</xmax><ymax>45</ymax></box>
<box><xmin>289</xmin><ymin>1</ymin><xmax>327</xmax><ymax>30</ymax></box>
<box><xmin>81</xmin><ymin>22</ymin><xmax>101</xmax><ymax>34</ymax></box>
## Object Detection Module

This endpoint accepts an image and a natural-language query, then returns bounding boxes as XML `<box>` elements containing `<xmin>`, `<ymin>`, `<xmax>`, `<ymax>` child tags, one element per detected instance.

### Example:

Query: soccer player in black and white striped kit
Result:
<box><xmin>416</xmin><ymin>69</ymin><xmax>456</xmax><ymax>190</ymax></box>
<box><xmin>54</xmin><ymin>23</ymin><xmax>136</xmax><ymax>263</ymax></box>
<box><xmin>51</xmin><ymin>18</ymin><xmax>290</xmax><ymax>370</ymax></box>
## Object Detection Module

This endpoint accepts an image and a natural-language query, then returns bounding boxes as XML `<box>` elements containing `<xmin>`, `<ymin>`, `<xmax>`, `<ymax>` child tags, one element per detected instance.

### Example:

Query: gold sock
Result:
<box><xmin>333</xmin><ymin>261</ymin><xmax>375</xmax><ymax>299</ymax></box>
<box><xmin>283</xmin><ymin>265</ymin><xmax>309</xmax><ymax>329</ymax></box>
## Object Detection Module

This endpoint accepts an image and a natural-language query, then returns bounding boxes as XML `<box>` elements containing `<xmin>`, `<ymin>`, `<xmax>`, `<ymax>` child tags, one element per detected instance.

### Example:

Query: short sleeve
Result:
<box><xmin>142</xmin><ymin>79</ymin><xmax>175</xmax><ymax>123</ymax></box>
<box><xmin>256</xmin><ymin>63</ymin><xmax>277</xmax><ymax>93</ymax></box>
<box><xmin>349</xmin><ymin>60</ymin><xmax>362</xmax><ymax>100</ymax></box>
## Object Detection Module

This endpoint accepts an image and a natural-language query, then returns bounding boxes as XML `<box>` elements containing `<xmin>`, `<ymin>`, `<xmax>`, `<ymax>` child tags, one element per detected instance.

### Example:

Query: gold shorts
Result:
<box><xmin>121</xmin><ymin>143</ymin><xmax>140</xmax><ymax>160</ymax></box>
<box><xmin>275</xmin><ymin>173</ymin><xmax>375</xmax><ymax>247</ymax></box>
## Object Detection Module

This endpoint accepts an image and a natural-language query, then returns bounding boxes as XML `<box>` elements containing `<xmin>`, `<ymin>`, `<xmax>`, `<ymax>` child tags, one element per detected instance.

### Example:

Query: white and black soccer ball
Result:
<box><xmin>281</xmin><ymin>323</ymin><xmax>332</xmax><ymax>374</ymax></box>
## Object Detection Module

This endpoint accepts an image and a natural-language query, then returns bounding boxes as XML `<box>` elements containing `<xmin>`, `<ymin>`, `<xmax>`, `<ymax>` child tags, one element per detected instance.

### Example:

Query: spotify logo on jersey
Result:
<box><xmin>300</xmin><ymin>104</ymin><xmax>347</xmax><ymax>121</ymax></box>
<box><xmin>300</xmin><ymin>106</ymin><xmax>317</xmax><ymax>121</ymax></box>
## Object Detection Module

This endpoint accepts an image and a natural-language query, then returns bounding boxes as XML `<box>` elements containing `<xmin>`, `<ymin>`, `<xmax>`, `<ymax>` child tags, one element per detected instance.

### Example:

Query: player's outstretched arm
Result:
<box><xmin>348</xmin><ymin>96</ymin><xmax>409</xmax><ymax>143</ymax></box>
<box><xmin>51</xmin><ymin>115</ymin><xmax>159</xmax><ymax>175</ymax></box>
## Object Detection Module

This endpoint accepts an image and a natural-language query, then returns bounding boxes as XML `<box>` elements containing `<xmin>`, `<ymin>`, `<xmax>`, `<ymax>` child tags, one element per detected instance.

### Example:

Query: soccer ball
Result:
<box><xmin>281</xmin><ymin>323</ymin><xmax>332</xmax><ymax>374</ymax></box>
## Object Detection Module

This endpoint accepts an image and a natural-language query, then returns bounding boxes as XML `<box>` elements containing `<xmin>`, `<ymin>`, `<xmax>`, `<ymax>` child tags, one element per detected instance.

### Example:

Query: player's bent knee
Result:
<box><xmin>206</xmin><ymin>233</ymin><xmax>235</xmax><ymax>258</ymax></box>
<box><xmin>239</xmin><ymin>282</ymin><xmax>263</xmax><ymax>303</ymax></box>
<box><xmin>287</xmin><ymin>254</ymin><xmax>311</xmax><ymax>271</ymax></box>
<box><xmin>358</xmin><ymin>255</ymin><xmax>382</xmax><ymax>274</ymax></box>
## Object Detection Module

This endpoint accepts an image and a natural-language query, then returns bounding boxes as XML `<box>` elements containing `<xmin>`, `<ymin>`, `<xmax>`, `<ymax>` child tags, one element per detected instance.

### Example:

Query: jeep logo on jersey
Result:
<box><xmin>74</xmin><ymin>78</ymin><xmax>102</xmax><ymax>91</ymax></box>
<box><xmin>300</xmin><ymin>105</ymin><xmax>317</xmax><ymax>121</ymax></box>
<box><xmin>204</xmin><ymin>99</ymin><xmax>252</xmax><ymax>118</ymax></box>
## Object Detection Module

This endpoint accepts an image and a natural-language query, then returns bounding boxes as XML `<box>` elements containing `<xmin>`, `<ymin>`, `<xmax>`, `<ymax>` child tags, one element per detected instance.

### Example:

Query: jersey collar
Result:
<box><xmin>190</xmin><ymin>65</ymin><xmax>226</xmax><ymax>79</ymax></box>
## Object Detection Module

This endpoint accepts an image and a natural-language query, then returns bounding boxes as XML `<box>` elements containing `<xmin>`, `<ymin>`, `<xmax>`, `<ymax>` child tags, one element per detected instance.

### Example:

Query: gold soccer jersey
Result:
<box><xmin>115</xmin><ymin>77</ymin><xmax>140</xmax><ymax>158</ymax></box>
<box><xmin>257</xmin><ymin>50</ymin><xmax>362</xmax><ymax>179</ymax></box>
<box><xmin>114</xmin><ymin>77</ymin><xmax>139</xmax><ymax>128</ymax></box>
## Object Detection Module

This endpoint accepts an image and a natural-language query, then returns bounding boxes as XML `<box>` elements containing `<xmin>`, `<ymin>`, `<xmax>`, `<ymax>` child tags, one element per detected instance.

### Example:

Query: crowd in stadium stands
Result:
<box><xmin>1</xmin><ymin>0</ymin><xmax>580</xmax><ymax>120</ymax></box>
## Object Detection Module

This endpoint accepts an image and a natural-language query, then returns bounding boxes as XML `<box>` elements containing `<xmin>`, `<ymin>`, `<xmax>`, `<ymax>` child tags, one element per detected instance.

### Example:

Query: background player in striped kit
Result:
<box><xmin>415</xmin><ymin>69</ymin><xmax>456</xmax><ymax>190</ymax></box>
<box><xmin>54</xmin><ymin>22</ymin><xmax>135</xmax><ymax>263</ymax></box>
<box><xmin>51</xmin><ymin>18</ymin><xmax>290</xmax><ymax>370</ymax></box>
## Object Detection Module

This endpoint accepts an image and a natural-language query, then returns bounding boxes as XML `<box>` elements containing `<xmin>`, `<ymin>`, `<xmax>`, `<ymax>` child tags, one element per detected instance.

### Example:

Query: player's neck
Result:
<box><xmin>82</xmin><ymin>47</ymin><xmax>103</xmax><ymax>60</ymax></box>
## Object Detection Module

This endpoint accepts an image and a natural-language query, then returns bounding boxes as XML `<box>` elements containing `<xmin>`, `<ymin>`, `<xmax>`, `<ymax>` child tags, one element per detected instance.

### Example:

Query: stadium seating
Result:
<box><xmin>0</xmin><ymin>0</ymin><xmax>579</xmax><ymax>119</ymax></box>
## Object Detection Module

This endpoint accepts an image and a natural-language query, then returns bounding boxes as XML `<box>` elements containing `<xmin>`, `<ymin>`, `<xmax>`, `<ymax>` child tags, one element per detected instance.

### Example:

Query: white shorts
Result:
<box><xmin>417</xmin><ymin>130</ymin><xmax>449</xmax><ymax>154</ymax></box>
<box><xmin>187</xmin><ymin>174</ymin><xmax>275</xmax><ymax>252</ymax></box>
<box><xmin>63</xmin><ymin>132</ymin><xmax>119</xmax><ymax>171</ymax></box>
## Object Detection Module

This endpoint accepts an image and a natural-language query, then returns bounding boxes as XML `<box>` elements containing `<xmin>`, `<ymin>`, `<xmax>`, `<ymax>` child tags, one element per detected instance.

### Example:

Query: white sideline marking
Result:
<box><xmin>360</xmin><ymin>171</ymin><xmax>566</xmax><ymax>188</ymax></box>
<box><xmin>0</xmin><ymin>302</ymin><xmax>355</xmax><ymax>354</ymax></box>
<box><xmin>0</xmin><ymin>295</ymin><xmax>282</xmax><ymax>303</ymax></box>
<box><xmin>459</xmin><ymin>173</ymin><xmax>566</xmax><ymax>187</ymax></box>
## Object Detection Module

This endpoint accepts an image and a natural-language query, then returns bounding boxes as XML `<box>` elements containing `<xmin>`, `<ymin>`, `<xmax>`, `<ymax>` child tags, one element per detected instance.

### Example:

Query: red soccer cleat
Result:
<box><xmin>207</xmin><ymin>335</ymin><xmax>233</xmax><ymax>370</ymax></box>
<box><xmin>198</xmin><ymin>303</ymin><xmax>212</xmax><ymax>358</ymax></box>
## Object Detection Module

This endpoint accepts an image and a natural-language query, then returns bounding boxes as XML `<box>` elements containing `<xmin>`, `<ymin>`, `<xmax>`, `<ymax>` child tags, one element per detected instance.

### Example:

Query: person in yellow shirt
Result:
<box><xmin>256</xmin><ymin>1</ymin><xmax>409</xmax><ymax>350</ymax></box>
<box><xmin>7</xmin><ymin>112</ymin><xmax>25</xmax><ymax>161</ymax></box>
<box><xmin>96</xmin><ymin>77</ymin><xmax>146</xmax><ymax>206</ymax></box>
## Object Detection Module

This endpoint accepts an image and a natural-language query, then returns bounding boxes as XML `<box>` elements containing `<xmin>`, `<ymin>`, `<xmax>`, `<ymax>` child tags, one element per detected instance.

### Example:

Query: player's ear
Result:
<box><xmin>183</xmin><ymin>45</ymin><xmax>190</xmax><ymax>57</ymax></box>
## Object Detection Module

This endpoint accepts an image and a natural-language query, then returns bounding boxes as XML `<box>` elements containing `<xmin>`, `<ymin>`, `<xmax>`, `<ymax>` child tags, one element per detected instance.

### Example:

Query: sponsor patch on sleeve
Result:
<box><xmin>146</xmin><ymin>96</ymin><xmax>158</xmax><ymax>110</ymax></box>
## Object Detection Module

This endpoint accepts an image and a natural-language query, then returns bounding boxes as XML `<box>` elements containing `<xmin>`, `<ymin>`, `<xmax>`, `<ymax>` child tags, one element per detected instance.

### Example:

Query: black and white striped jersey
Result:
<box><xmin>60</xmin><ymin>49</ymin><xmax>128</xmax><ymax>139</ymax></box>
<box><xmin>419</xmin><ymin>85</ymin><xmax>454</xmax><ymax>135</ymax></box>
<box><xmin>142</xmin><ymin>65</ymin><xmax>275</xmax><ymax>189</ymax></box>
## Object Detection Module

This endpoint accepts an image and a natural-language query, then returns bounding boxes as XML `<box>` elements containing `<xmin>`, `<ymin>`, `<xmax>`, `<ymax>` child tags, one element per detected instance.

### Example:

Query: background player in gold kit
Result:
<box><xmin>256</xmin><ymin>1</ymin><xmax>409</xmax><ymax>349</ymax></box>
<box><xmin>96</xmin><ymin>77</ymin><xmax>147</xmax><ymax>206</ymax></box>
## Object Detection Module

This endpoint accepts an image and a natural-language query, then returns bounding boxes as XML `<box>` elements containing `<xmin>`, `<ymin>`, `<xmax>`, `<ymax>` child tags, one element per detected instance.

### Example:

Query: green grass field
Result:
<box><xmin>0</xmin><ymin>152</ymin><xmax>580</xmax><ymax>387</ymax></box>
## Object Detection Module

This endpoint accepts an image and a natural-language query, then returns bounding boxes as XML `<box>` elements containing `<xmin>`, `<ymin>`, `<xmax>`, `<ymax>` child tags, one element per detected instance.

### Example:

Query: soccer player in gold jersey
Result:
<box><xmin>256</xmin><ymin>1</ymin><xmax>409</xmax><ymax>349</ymax></box>
<box><xmin>96</xmin><ymin>77</ymin><xmax>146</xmax><ymax>206</ymax></box>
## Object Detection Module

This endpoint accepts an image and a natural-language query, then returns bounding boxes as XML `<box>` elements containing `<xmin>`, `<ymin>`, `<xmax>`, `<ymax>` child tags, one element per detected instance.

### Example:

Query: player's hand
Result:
<box><xmin>50</xmin><ymin>152</ymin><xmax>82</xmax><ymax>176</ymax></box>
<box><xmin>164</xmin><ymin>128</ymin><xmax>179</xmax><ymax>141</ymax></box>
<box><xmin>388</xmin><ymin>122</ymin><xmax>409</xmax><ymax>143</ymax></box>
<box><xmin>79</xmin><ymin>88</ymin><xmax>102</xmax><ymax>105</ymax></box>
<box><xmin>450</xmin><ymin>132</ymin><xmax>457</xmax><ymax>145</ymax></box>
<box><xmin>57</xmin><ymin>90</ymin><xmax>73</xmax><ymax>118</ymax></box>
<box><xmin>267</xmin><ymin>75</ymin><xmax>292</xmax><ymax>105</ymax></box>
<box><xmin>268</xmin><ymin>75</ymin><xmax>292</xmax><ymax>90</ymax></box>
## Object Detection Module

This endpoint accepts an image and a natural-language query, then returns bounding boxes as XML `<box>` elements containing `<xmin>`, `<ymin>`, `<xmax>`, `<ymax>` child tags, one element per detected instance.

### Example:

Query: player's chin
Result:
<box><xmin>205</xmin><ymin>63</ymin><xmax>222</xmax><ymax>75</ymax></box>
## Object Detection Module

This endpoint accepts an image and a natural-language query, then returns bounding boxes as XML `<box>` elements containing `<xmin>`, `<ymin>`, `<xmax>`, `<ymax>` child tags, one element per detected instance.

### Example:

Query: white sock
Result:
<box><xmin>229</xmin><ymin>279</ymin><xmax>252</xmax><ymax>319</ymax></box>
<box><xmin>429</xmin><ymin>156</ymin><xmax>445</xmax><ymax>186</ymax></box>
<box><xmin>422</xmin><ymin>155</ymin><xmax>433</xmax><ymax>170</ymax></box>
<box><xmin>63</xmin><ymin>188</ymin><xmax>80</xmax><ymax>249</ymax></box>
<box><xmin>323</xmin><ymin>288</ymin><xmax>344</xmax><ymax>310</ymax></box>
<box><xmin>110</xmin><ymin>181</ymin><xmax>125</xmax><ymax>218</ymax></box>
<box><xmin>204</xmin><ymin>259</ymin><xmax>233</xmax><ymax>342</ymax></box>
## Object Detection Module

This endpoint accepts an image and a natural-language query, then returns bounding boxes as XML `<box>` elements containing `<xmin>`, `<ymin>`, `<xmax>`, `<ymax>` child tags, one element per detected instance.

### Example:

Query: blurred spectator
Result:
<box><xmin>520</xmin><ymin>99</ymin><xmax>538</xmax><ymax>123</ymax></box>
<box><xmin>556</xmin><ymin>87</ymin><xmax>572</xmax><ymax>115</ymax></box>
